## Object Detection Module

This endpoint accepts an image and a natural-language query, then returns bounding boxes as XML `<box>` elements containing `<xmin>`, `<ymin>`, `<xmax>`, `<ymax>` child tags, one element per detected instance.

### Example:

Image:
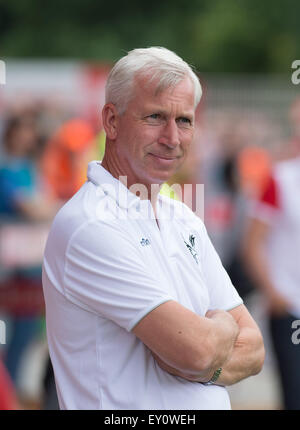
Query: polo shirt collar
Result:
<box><xmin>87</xmin><ymin>160</ymin><xmax>146</xmax><ymax>209</ymax></box>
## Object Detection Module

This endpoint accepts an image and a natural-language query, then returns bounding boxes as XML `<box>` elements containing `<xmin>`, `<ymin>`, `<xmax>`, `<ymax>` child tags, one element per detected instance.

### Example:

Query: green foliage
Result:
<box><xmin>0</xmin><ymin>0</ymin><xmax>299</xmax><ymax>72</ymax></box>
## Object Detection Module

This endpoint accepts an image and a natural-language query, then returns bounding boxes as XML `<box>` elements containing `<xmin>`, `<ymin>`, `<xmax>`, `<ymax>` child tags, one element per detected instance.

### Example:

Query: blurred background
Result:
<box><xmin>0</xmin><ymin>0</ymin><xmax>300</xmax><ymax>410</ymax></box>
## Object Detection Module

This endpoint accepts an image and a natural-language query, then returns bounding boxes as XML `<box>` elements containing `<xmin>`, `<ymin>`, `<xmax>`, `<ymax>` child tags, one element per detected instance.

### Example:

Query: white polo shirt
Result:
<box><xmin>250</xmin><ymin>156</ymin><xmax>300</xmax><ymax>318</ymax></box>
<box><xmin>42</xmin><ymin>161</ymin><xmax>243</xmax><ymax>410</ymax></box>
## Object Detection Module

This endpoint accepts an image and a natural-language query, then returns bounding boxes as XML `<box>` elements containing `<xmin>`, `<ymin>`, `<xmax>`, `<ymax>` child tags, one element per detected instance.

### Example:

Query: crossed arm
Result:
<box><xmin>133</xmin><ymin>301</ymin><xmax>265</xmax><ymax>386</ymax></box>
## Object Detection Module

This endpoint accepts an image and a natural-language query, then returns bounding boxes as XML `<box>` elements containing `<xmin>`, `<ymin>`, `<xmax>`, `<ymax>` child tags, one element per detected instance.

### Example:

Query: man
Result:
<box><xmin>42</xmin><ymin>47</ymin><xmax>264</xmax><ymax>410</ymax></box>
<box><xmin>244</xmin><ymin>144</ymin><xmax>300</xmax><ymax>409</ymax></box>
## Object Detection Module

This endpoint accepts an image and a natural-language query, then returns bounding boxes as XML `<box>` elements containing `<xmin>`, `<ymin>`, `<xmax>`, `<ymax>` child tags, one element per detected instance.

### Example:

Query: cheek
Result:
<box><xmin>142</xmin><ymin>125</ymin><xmax>161</xmax><ymax>140</ymax></box>
<box><xmin>180</xmin><ymin>131</ymin><xmax>193</xmax><ymax>149</ymax></box>
<box><xmin>134</xmin><ymin>128</ymin><xmax>161</xmax><ymax>153</ymax></box>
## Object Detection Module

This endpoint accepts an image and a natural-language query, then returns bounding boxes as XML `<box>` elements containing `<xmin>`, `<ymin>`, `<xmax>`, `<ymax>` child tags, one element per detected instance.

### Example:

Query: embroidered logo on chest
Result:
<box><xmin>182</xmin><ymin>234</ymin><xmax>198</xmax><ymax>264</ymax></box>
<box><xmin>140</xmin><ymin>238</ymin><xmax>151</xmax><ymax>246</ymax></box>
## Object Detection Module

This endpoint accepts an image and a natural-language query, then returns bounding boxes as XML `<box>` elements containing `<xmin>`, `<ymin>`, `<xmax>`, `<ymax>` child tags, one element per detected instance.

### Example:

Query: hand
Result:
<box><xmin>205</xmin><ymin>309</ymin><xmax>240</xmax><ymax>340</ymax></box>
<box><xmin>266</xmin><ymin>290</ymin><xmax>291</xmax><ymax>316</ymax></box>
<box><xmin>205</xmin><ymin>309</ymin><xmax>240</xmax><ymax>368</ymax></box>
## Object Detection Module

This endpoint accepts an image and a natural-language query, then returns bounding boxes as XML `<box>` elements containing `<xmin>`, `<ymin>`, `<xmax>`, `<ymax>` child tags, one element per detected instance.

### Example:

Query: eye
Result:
<box><xmin>148</xmin><ymin>113</ymin><xmax>161</xmax><ymax>120</ymax></box>
<box><xmin>177</xmin><ymin>117</ymin><xmax>192</xmax><ymax>126</ymax></box>
<box><xmin>145</xmin><ymin>113</ymin><xmax>163</xmax><ymax>124</ymax></box>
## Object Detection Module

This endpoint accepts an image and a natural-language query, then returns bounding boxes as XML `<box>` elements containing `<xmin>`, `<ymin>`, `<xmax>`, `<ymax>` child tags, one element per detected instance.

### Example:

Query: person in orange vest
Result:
<box><xmin>42</xmin><ymin>119</ymin><xmax>95</xmax><ymax>200</ymax></box>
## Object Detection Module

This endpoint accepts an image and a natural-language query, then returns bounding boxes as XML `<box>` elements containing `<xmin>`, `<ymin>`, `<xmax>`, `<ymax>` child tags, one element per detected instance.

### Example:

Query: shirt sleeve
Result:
<box><xmin>200</xmin><ymin>222</ymin><xmax>243</xmax><ymax>311</ymax></box>
<box><xmin>260</xmin><ymin>175</ymin><xmax>280</xmax><ymax>208</ymax></box>
<box><xmin>248</xmin><ymin>173</ymin><xmax>281</xmax><ymax>225</ymax></box>
<box><xmin>63</xmin><ymin>220</ymin><xmax>174</xmax><ymax>332</ymax></box>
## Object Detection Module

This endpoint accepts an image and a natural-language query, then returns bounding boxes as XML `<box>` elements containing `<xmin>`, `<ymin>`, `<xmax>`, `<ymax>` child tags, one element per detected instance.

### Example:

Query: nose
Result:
<box><xmin>158</xmin><ymin>119</ymin><xmax>180</xmax><ymax>148</ymax></box>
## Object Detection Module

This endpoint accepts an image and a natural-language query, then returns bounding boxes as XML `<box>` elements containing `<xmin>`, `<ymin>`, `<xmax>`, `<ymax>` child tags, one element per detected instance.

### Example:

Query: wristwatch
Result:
<box><xmin>205</xmin><ymin>367</ymin><xmax>222</xmax><ymax>385</ymax></box>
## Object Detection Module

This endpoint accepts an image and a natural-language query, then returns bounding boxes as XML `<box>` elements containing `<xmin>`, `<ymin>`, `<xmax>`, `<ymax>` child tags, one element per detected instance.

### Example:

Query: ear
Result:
<box><xmin>102</xmin><ymin>103</ymin><xmax>119</xmax><ymax>140</ymax></box>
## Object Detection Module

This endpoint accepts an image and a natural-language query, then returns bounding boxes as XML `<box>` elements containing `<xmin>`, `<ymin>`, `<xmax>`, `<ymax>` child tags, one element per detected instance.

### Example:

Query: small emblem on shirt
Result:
<box><xmin>183</xmin><ymin>234</ymin><xmax>198</xmax><ymax>264</ymax></box>
<box><xmin>140</xmin><ymin>238</ymin><xmax>151</xmax><ymax>246</ymax></box>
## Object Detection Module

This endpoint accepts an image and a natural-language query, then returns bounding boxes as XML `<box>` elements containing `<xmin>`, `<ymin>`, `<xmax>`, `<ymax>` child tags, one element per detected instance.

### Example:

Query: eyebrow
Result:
<box><xmin>144</xmin><ymin>107</ymin><xmax>194</xmax><ymax>120</ymax></box>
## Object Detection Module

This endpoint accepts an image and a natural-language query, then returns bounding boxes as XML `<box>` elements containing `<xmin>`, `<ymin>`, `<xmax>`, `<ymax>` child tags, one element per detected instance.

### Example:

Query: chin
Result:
<box><xmin>140</xmin><ymin>166</ymin><xmax>179</xmax><ymax>186</ymax></box>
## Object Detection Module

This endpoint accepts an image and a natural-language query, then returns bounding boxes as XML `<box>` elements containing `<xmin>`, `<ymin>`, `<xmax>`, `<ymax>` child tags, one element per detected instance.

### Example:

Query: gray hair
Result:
<box><xmin>105</xmin><ymin>47</ymin><xmax>202</xmax><ymax>114</ymax></box>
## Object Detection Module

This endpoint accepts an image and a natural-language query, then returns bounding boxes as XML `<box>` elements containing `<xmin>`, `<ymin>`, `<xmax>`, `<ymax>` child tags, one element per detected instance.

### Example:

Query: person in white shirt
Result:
<box><xmin>245</xmin><ymin>154</ymin><xmax>300</xmax><ymax>409</ymax></box>
<box><xmin>42</xmin><ymin>47</ymin><xmax>265</xmax><ymax>410</ymax></box>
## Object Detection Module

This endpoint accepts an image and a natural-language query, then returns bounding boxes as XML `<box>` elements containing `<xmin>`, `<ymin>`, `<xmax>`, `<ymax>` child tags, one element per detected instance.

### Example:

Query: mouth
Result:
<box><xmin>149</xmin><ymin>153</ymin><xmax>179</xmax><ymax>161</ymax></box>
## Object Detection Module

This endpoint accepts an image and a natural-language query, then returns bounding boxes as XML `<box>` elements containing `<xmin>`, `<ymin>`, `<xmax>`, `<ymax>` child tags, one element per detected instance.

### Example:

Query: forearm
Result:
<box><xmin>244</xmin><ymin>219</ymin><xmax>291</xmax><ymax>313</ymax></box>
<box><xmin>151</xmin><ymin>305</ymin><xmax>264</xmax><ymax>386</ymax></box>
<box><xmin>243</xmin><ymin>218</ymin><xmax>276</xmax><ymax>297</ymax></box>
<box><xmin>152</xmin><ymin>351</ymin><xmax>214</xmax><ymax>383</ymax></box>
<box><xmin>153</xmin><ymin>326</ymin><xmax>264</xmax><ymax>386</ymax></box>
<box><xmin>134</xmin><ymin>301</ymin><xmax>239</xmax><ymax>377</ymax></box>
<box><xmin>151</xmin><ymin>310</ymin><xmax>239</xmax><ymax>383</ymax></box>
<box><xmin>245</xmin><ymin>240</ymin><xmax>275</xmax><ymax>296</ymax></box>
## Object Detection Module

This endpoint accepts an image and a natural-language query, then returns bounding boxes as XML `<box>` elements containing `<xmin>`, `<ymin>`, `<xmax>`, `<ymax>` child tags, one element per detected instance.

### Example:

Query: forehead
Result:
<box><xmin>131</xmin><ymin>74</ymin><xmax>195</xmax><ymax>113</ymax></box>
